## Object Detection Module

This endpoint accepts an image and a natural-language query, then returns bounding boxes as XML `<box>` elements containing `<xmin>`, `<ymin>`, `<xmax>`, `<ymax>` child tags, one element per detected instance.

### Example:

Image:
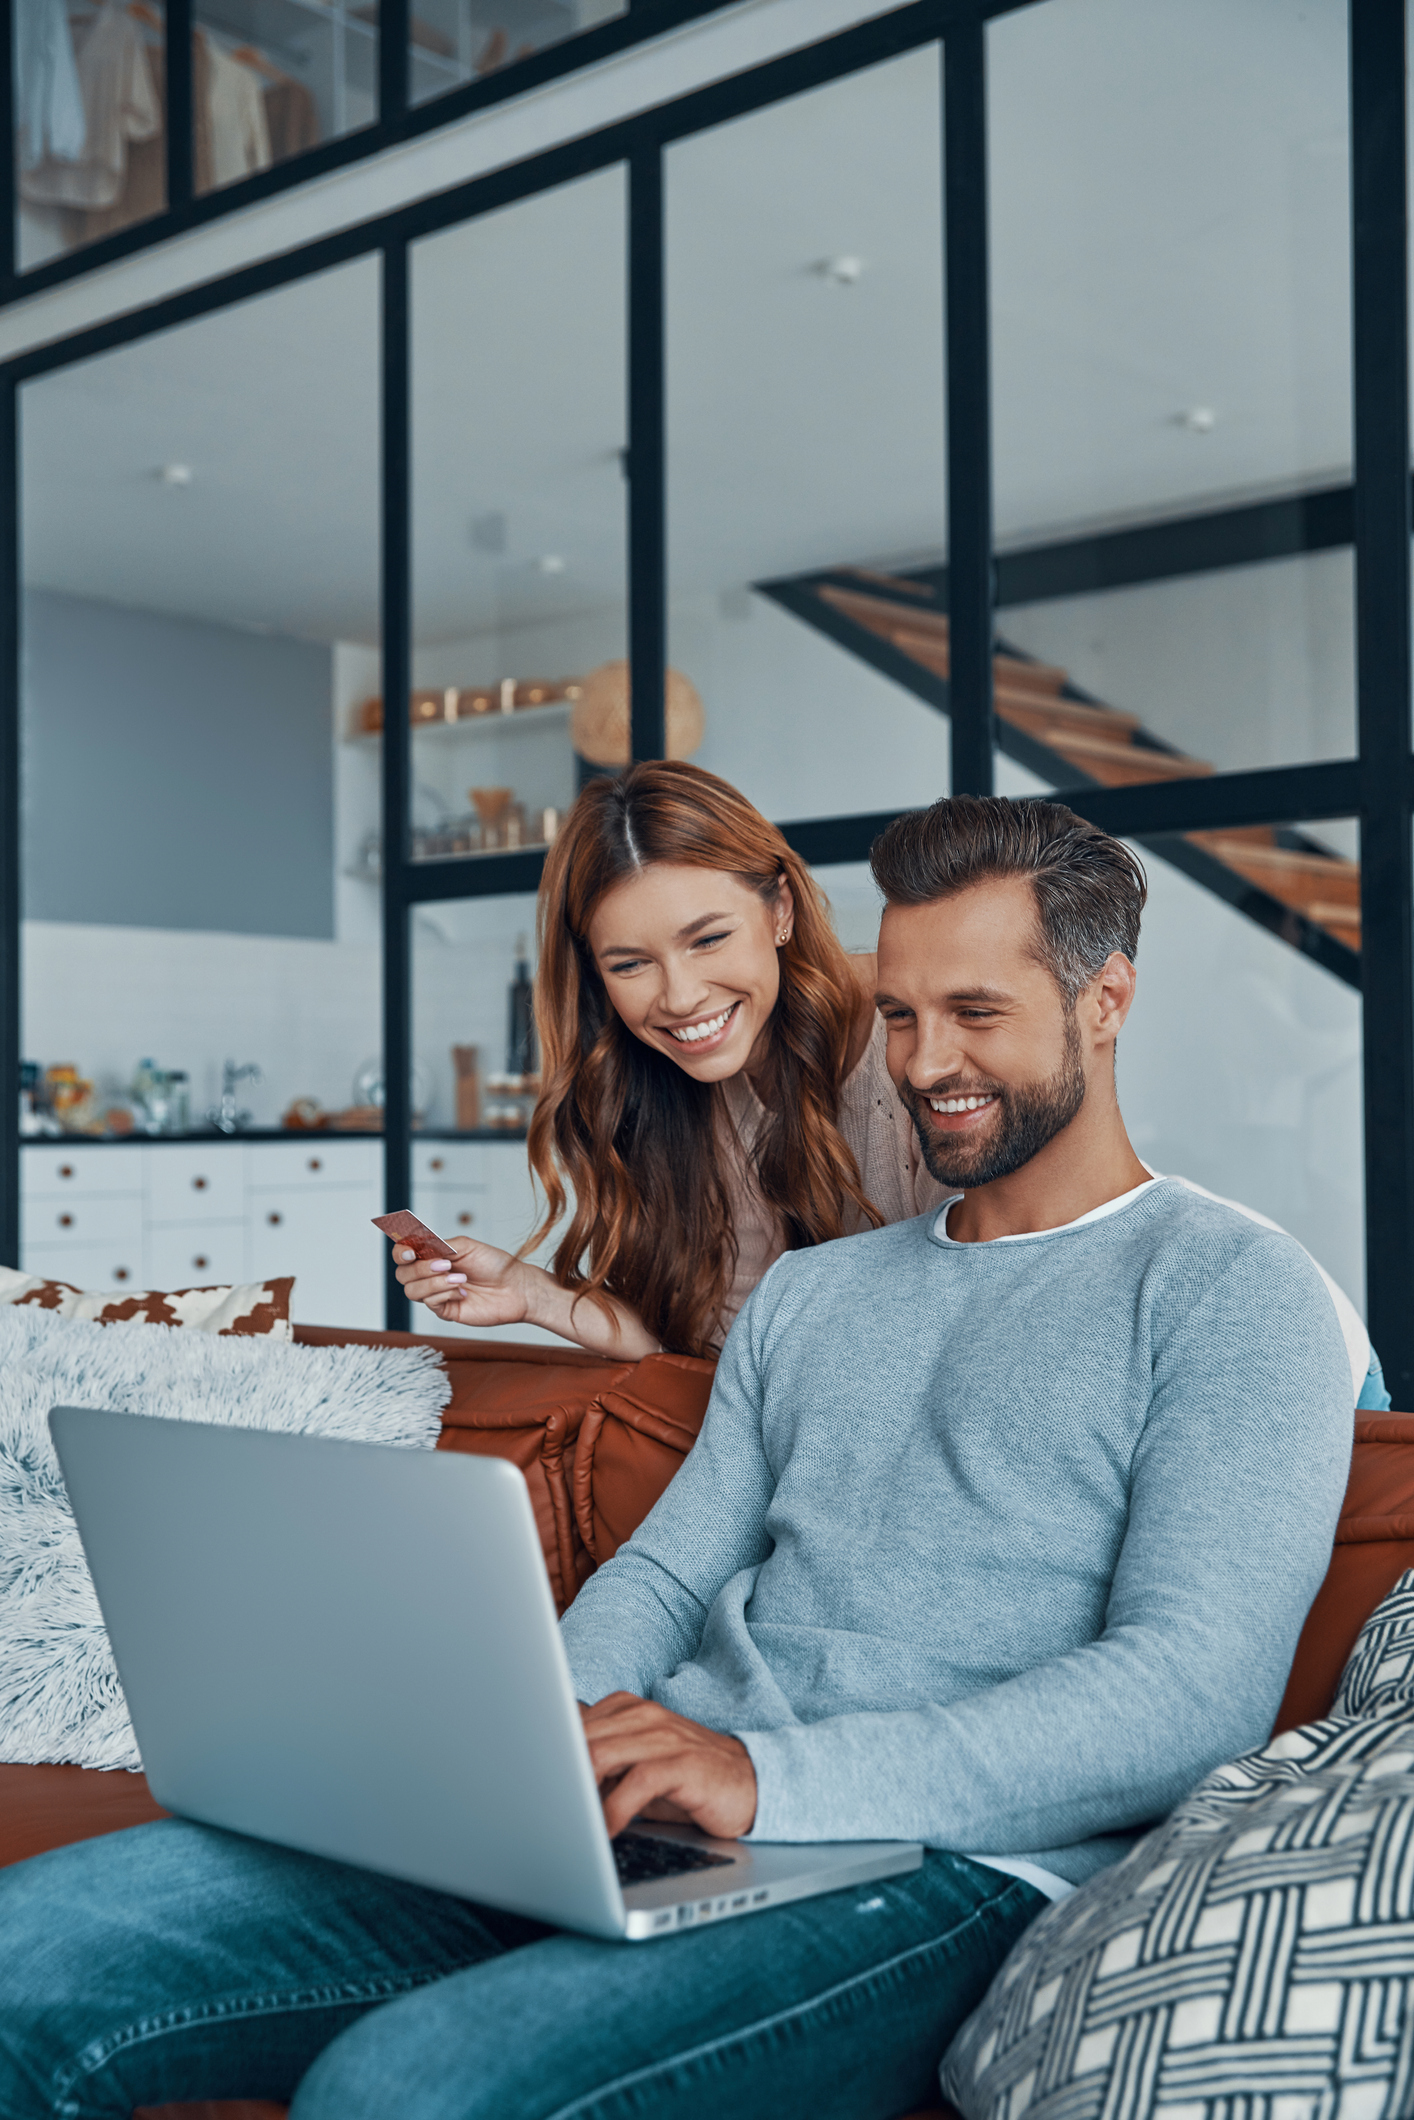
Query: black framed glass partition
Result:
<box><xmin>1</xmin><ymin>0</ymin><xmax>1411</xmax><ymax>1392</ymax></box>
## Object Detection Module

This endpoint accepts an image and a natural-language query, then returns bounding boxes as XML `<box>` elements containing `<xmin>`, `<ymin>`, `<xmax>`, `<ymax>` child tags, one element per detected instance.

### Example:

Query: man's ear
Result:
<box><xmin>1087</xmin><ymin>951</ymin><xmax>1137</xmax><ymax>1047</ymax></box>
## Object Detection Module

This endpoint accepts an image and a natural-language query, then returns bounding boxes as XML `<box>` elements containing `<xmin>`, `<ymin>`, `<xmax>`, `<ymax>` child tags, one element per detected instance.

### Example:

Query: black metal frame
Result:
<box><xmin>0</xmin><ymin>0</ymin><xmax>1409</xmax><ymax>1388</ymax></box>
<box><xmin>0</xmin><ymin>0</ymin><xmax>739</xmax><ymax>302</ymax></box>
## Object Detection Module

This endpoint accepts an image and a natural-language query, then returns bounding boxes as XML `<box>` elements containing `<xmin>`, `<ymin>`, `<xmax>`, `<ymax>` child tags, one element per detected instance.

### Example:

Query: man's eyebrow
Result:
<box><xmin>873</xmin><ymin>985</ymin><xmax>1014</xmax><ymax>1008</ymax></box>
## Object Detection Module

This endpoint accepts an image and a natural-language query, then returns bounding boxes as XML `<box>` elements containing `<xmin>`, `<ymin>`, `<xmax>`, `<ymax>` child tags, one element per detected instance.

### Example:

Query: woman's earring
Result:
<box><xmin>777</xmin><ymin>929</ymin><xmax>790</xmax><ymax>945</ymax></box>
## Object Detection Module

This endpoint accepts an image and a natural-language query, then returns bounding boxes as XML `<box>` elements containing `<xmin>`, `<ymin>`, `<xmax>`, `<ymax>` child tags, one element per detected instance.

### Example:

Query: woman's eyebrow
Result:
<box><xmin>674</xmin><ymin>912</ymin><xmax>732</xmax><ymax>941</ymax></box>
<box><xmin>597</xmin><ymin>911</ymin><xmax>732</xmax><ymax>957</ymax></box>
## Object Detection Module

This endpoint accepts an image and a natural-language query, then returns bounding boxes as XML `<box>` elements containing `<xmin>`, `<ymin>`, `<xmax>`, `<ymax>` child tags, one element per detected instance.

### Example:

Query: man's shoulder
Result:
<box><xmin>1127</xmin><ymin>1179</ymin><xmax>1338</xmax><ymax>1343</ymax></box>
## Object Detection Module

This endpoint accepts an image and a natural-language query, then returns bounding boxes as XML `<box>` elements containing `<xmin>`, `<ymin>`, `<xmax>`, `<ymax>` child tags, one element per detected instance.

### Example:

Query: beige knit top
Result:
<box><xmin>712</xmin><ymin>1011</ymin><xmax>951</xmax><ymax>1348</ymax></box>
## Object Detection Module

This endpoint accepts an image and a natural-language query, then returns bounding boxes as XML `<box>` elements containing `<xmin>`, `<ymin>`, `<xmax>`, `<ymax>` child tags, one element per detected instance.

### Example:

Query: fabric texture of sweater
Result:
<box><xmin>560</xmin><ymin>1179</ymin><xmax>1353</xmax><ymax>1886</ymax></box>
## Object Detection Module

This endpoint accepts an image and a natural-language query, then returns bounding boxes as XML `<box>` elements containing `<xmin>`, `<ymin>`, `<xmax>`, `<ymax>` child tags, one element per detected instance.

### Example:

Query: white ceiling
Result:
<box><xmin>19</xmin><ymin>0</ymin><xmax>1354</xmax><ymax>645</ymax></box>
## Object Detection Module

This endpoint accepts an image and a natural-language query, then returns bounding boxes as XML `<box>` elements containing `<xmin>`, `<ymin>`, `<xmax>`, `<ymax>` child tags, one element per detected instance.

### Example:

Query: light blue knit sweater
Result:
<box><xmin>560</xmin><ymin>1180</ymin><xmax>1353</xmax><ymax>1885</ymax></box>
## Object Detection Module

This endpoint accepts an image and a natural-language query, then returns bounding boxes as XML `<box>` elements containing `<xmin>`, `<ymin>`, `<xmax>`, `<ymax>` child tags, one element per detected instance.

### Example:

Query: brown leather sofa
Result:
<box><xmin>3</xmin><ymin>1322</ymin><xmax>1412</xmax><ymax>2120</ymax></box>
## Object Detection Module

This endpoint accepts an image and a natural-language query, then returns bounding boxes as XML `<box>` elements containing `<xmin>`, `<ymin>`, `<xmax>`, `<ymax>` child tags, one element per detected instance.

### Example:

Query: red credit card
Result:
<box><xmin>372</xmin><ymin>1210</ymin><xmax>459</xmax><ymax>1263</ymax></box>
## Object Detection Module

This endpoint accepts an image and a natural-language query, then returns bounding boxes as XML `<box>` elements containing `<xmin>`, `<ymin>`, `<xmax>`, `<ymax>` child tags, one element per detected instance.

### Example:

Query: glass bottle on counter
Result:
<box><xmin>507</xmin><ymin>936</ymin><xmax>537</xmax><ymax>1078</ymax></box>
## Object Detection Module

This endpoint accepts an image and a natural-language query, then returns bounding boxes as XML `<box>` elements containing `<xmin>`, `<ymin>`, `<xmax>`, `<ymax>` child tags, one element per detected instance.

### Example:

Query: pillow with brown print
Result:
<box><xmin>0</xmin><ymin>1265</ymin><xmax>294</xmax><ymax>1339</ymax></box>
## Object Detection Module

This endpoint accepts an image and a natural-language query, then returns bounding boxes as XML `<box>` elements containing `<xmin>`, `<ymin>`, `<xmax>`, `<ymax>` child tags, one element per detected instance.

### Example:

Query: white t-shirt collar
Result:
<box><xmin>931</xmin><ymin>1176</ymin><xmax>1169</xmax><ymax>1247</ymax></box>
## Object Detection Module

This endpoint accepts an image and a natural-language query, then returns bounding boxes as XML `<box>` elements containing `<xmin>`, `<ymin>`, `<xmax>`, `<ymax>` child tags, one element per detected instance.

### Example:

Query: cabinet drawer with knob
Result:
<box><xmin>22</xmin><ymin>1146</ymin><xmax>146</xmax><ymax>1199</ymax></box>
<box><xmin>21</xmin><ymin>1193</ymin><xmax>146</xmax><ymax>1253</ymax></box>
<box><xmin>22</xmin><ymin>1240</ymin><xmax>144</xmax><ymax>1293</ymax></box>
<box><xmin>414</xmin><ymin>1144</ymin><xmax>489</xmax><ymax>1192</ymax></box>
<box><xmin>144</xmin><ymin>1225</ymin><xmax>248</xmax><ymax>1290</ymax></box>
<box><xmin>244</xmin><ymin>1141</ymin><xmax>381</xmax><ymax>1192</ymax></box>
<box><xmin>145</xmin><ymin>1147</ymin><xmax>245</xmax><ymax>1225</ymax></box>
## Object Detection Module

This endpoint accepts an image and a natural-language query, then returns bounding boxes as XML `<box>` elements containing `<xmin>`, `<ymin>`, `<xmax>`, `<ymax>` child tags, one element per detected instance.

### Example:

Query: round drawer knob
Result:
<box><xmin>59</xmin><ymin>1164</ymin><xmax>74</xmax><ymax>1179</ymax></box>
<box><xmin>58</xmin><ymin>1212</ymin><xmax>73</xmax><ymax>1228</ymax></box>
<box><xmin>192</xmin><ymin>1255</ymin><xmax>209</xmax><ymax>1272</ymax></box>
<box><xmin>267</xmin><ymin>1211</ymin><xmax>283</xmax><ymax>1227</ymax></box>
<box><xmin>458</xmin><ymin>1211</ymin><xmax>474</xmax><ymax>1227</ymax></box>
<box><xmin>113</xmin><ymin>1267</ymin><xmax>130</xmax><ymax>1283</ymax></box>
<box><xmin>307</xmin><ymin>1157</ymin><xmax>322</xmax><ymax>1172</ymax></box>
<box><xmin>430</xmin><ymin>1157</ymin><xmax>445</xmax><ymax>1172</ymax></box>
<box><xmin>192</xmin><ymin>1175</ymin><xmax>208</xmax><ymax>1191</ymax></box>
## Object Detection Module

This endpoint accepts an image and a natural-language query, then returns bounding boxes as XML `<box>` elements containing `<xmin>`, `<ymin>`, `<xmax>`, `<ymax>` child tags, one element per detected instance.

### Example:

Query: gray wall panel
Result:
<box><xmin>22</xmin><ymin>589</ymin><xmax>333</xmax><ymax>939</ymax></box>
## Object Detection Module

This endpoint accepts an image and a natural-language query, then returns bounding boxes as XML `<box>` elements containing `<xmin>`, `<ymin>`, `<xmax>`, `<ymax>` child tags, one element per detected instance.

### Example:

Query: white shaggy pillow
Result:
<box><xmin>0</xmin><ymin>1306</ymin><xmax>450</xmax><ymax>1770</ymax></box>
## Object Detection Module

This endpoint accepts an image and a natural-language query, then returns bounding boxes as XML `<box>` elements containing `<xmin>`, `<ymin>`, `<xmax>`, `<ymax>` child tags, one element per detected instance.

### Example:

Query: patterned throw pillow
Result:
<box><xmin>940</xmin><ymin>1572</ymin><xmax>1414</xmax><ymax>2120</ymax></box>
<box><xmin>0</xmin><ymin>1264</ymin><xmax>293</xmax><ymax>1338</ymax></box>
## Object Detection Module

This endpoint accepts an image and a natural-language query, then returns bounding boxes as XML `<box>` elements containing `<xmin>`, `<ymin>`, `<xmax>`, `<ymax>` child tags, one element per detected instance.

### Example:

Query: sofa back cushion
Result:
<box><xmin>293</xmin><ymin>1328</ymin><xmax>716</xmax><ymax>1614</ymax></box>
<box><xmin>1274</xmin><ymin>1413</ymin><xmax>1414</xmax><ymax>1732</ymax></box>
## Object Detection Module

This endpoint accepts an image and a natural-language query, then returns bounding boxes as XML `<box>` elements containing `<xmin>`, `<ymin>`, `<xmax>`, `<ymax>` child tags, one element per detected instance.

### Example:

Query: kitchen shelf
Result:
<box><xmin>346</xmin><ymin>701</ymin><xmax>574</xmax><ymax>747</ymax></box>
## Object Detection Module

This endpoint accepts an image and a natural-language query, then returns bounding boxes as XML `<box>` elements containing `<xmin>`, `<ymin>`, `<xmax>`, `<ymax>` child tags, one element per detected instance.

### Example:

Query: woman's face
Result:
<box><xmin>586</xmin><ymin>862</ymin><xmax>794</xmax><ymax>1083</ymax></box>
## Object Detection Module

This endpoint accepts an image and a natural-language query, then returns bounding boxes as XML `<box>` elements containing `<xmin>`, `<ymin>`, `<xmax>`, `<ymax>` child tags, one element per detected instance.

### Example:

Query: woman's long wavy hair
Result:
<box><xmin>527</xmin><ymin>761</ymin><xmax>879</xmax><ymax>1358</ymax></box>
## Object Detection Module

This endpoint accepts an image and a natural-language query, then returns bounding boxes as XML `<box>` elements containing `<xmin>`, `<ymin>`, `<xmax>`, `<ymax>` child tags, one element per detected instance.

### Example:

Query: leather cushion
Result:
<box><xmin>1272</xmin><ymin>1414</ymin><xmax>1414</xmax><ymax>1732</ymax></box>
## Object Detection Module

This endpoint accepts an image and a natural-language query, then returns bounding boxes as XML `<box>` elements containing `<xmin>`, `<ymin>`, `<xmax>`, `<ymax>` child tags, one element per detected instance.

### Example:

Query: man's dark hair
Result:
<box><xmin>869</xmin><ymin>795</ymin><xmax>1148</xmax><ymax>1006</ymax></box>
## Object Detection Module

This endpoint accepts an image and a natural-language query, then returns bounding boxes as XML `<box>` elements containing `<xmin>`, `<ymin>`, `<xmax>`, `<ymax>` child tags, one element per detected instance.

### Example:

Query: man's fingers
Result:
<box><xmin>601</xmin><ymin>1760</ymin><xmax>694</xmax><ymax>1840</ymax></box>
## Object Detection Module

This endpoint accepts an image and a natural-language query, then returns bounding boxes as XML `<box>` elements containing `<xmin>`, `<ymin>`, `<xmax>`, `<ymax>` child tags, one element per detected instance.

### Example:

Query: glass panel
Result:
<box><xmin>193</xmin><ymin>0</ymin><xmax>373</xmax><ymax>192</ymax></box>
<box><xmin>989</xmin><ymin>0</ymin><xmax>1355</xmax><ymax>776</ymax></box>
<box><xmin>15</xmin><ymin>0</ymin><xmax>167</xmax><ymax>271</ymax></box>
<box><xmin>408</xmin><ymin>0</ymin><xmax>626</xmax><ymax>111</ymax></box>
<box><xmin>401</xmin><ymin>167</ymin><xmax>627</xmax><ymax>872</ymax></box>
<box><xmin>19</xmin><ymin>259</ymin><xmax>384</xmax><ymax>1328</ymax></box>
<box><xmin>665</xmin><ymin>47</ymin><xmax>950</xmax><ymax>823</ymax></box>
<box><xmin>997</xmin><ymin>761</ymin><xmax>1364</xmax><ymax>1312</ymax></box>
<box><xmin>410</xmin><ymin>893</ymin><xmax>565</xmax><ymax>1343</ymax></box>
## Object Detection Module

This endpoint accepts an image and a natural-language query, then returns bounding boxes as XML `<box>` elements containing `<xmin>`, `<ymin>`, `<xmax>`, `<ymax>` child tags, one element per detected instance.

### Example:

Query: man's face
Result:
<box><xmin>875</xmin><ymin>877</ymin><xmax>1086</xmax><ymax>1190</ymax></box>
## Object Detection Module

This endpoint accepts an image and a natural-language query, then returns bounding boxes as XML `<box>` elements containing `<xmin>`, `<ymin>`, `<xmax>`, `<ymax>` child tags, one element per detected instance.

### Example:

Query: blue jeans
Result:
<box><xmin>0</xmin><ymin>1819</ymin><xmax>1042</xmax><ymax>2119</ymax></box>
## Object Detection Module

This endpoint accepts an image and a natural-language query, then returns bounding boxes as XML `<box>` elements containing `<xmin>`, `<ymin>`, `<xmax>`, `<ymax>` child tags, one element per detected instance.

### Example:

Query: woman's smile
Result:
<box><xmin>658</xmin><ymin>1000</ymin><xmax>742</xmax><ymax>1054</ymax></box>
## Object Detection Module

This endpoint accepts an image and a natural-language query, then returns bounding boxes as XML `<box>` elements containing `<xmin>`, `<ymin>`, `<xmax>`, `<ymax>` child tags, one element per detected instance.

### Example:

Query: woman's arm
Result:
<box><xmin>392</xmin><ymin>1238</ymin><xmax>662</xmax><ymax>1360</ymax></box>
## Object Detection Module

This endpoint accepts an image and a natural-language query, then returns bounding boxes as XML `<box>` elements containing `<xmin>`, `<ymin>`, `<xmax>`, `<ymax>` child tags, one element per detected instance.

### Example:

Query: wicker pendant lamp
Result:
<box><xmin>570</xmin><ymin>661</ymin><xmax>705</xmax><ymax>768</ymax></box>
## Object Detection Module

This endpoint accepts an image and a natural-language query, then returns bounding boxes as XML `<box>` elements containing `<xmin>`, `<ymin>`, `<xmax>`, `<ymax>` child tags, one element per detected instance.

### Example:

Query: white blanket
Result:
<box><xmin>0</xmin><ymin>1308</ymin><xmax>449</xmax><ymax>1769</ymax></box>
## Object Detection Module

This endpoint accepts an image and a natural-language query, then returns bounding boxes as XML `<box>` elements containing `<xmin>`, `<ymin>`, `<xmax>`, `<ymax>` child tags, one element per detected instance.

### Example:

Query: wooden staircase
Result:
<box><xmin>766</xmin><ymin>569</ymin><xmax>1360</xmax><ymax>983</ymax></box>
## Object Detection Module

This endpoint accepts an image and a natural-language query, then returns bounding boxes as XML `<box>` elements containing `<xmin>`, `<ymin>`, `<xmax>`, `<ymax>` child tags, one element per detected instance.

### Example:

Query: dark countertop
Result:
<box><xmin>18</xmin><ymin>1127</ymin><xmax>529</xmax><ymax>1147</ymax></box>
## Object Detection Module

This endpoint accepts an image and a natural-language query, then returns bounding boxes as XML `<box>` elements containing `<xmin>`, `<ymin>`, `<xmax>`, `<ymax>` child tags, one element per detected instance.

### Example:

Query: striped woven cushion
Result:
<box><xmin>940</xmin><ymin>1572</ymin><xmax>1414</xmax><ymax>2120</ymax></box>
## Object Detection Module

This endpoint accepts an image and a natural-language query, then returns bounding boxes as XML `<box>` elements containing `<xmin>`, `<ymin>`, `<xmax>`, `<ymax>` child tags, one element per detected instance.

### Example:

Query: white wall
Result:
<box><xmin>1000</xmin><ymin>549</ymin><xmax>1356</xmax><ymax>781</ymax></box>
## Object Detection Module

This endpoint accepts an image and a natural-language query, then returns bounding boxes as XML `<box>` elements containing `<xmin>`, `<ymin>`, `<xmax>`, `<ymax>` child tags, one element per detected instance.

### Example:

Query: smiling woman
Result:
<box><xmin>392</xmin><ymin>762</ymin><xmax>952</xmax><ymax>1357</ymax></box>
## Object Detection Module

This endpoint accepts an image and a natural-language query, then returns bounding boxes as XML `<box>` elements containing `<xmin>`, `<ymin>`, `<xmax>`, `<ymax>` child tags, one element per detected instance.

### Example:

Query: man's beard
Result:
<box><xmin>903</xmin><ymin>1015</ymin><xmax>1086</xmax><ymax>1190</ymax></box>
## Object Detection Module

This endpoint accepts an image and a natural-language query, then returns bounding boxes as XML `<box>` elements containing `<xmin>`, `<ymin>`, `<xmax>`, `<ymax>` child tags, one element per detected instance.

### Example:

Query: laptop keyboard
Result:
<box><xmin>613</xmin><ymin>1831</ymin><xmax>735</xmax><ymax>1888</ymax></box>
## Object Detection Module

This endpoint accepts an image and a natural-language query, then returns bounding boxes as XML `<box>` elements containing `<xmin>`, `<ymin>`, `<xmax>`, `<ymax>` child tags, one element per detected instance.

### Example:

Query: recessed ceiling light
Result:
<box><xmin>536</xmin><ymin>554</ymin><xmax>566</xmax><ymax>575</ymax></box>
<box><xmin>1174</xmin><ymin>406</ymin><xmax>1217</xmax><ymax>434</ymax></box>
<box><xmin>815</xmin><ymin>255</ymin><xmax>865</xmax><ymax>285</ymax></box>
<box><xmin>157</xmin><ymin>461</ymin><xmax>193</xmax><ymax>485</ymax></box>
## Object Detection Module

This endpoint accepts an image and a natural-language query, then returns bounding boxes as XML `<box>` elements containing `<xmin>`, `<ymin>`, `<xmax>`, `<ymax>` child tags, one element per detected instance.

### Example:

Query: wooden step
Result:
<box><xmin>995</xmin><ymin>692</ymin><xmax>1143</xmax><ymax>742</ymax></box>
<box><xmin>834</xmin><ymin>565</ymin><xmax>939</xmax><ymax>601</ymax></box>
<box><xmin>819</xmin><ymin>585</ymin><xmax>953</xmax><ymax>640</ymax></box>
<box><xmin>1040</xmin><ymin>729</ymin><xmax>1212</xmax><ymax>787</ymax></box>
<box><xmin>1191</xmin><ymin>835</ymin><xmax>1361</xmax><ymax>912</ymax></box>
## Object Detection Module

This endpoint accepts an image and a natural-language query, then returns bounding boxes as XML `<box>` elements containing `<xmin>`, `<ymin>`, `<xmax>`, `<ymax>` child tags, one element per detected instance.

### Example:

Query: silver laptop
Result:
<box><xmin>50</xmin><ymin>1406</ymin><xmax>922</xmax><ymax>1942</ymax></box>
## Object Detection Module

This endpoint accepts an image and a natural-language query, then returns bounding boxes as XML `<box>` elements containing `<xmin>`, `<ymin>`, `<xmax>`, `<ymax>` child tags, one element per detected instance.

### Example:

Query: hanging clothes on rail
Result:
<box><xmin>21</xmin><ymin>2</ymin><xmax>160</xmax><ymax>211</ymax></box>
<box><xmin>198</xmin><ymin>31</ymin><xmax>272</xmax><ymax>189</ymax></box>
<box><xmin>262</xmin><ymin>75</ymin><xmax>320</xmax><ymax>163</ymax></box>
<box><xmin>15</xmin><ymin>0</ymin><xmax>87</xmax><ymax>171</ymax></box>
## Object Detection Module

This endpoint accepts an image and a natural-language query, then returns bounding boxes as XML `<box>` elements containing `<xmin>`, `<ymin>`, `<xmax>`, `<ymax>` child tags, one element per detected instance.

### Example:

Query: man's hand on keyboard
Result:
<box><xmin>580</xmin><ymin>1693</ymin><xmax>758</xmax><ymax>1842</ymax></box>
